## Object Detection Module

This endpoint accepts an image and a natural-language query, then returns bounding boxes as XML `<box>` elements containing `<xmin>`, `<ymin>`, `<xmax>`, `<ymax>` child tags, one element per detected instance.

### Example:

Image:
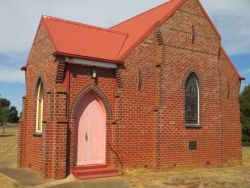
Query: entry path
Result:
<box><xmin>0</xmin><ymin>143</ymin><xmax>52</xmax><ymax>187</ymax></box>
<box><xmin>48</xmin><ymin>177</ymin><xmax>131</xmax><ymax>188</ymax></box>
<box><xmin>0</xmin><ymin>153</ymin><xmax>131</xmax><ymax>188</ymax></box>
<box><xmin>0</xmin><ymin>127</ymin><xmax>131</xmax><ymax>188</ymax></box>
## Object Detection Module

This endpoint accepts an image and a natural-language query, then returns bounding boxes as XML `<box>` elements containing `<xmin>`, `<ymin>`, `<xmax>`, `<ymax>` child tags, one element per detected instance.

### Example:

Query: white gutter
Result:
<box><xmin>65</xmin><ymin>57</ymin><xmax>117</xmax><ymax>69</ymax></box>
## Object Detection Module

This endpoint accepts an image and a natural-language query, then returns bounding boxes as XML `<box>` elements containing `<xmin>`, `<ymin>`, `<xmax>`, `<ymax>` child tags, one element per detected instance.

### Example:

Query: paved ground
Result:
<box><xmin>0</xmin><ymin>126</ymin><xmax>51</xmax><ymax>187</ymax></box>
<box><xmin>47</xmin><ymin>177</ymin><xmax>131</xmax><ymax>188</ymax></box>
<box><xmin>0</xmin><ymin>126</ymin><xmax>131</xmax><ymax>188</ymax></box>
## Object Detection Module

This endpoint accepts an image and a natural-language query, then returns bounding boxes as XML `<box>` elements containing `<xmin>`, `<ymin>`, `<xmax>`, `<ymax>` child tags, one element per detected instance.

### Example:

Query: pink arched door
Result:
<box><xmin>75</xmin><ymin>92</ymin><xmax>106</xmax><ymax>165</ymax></box>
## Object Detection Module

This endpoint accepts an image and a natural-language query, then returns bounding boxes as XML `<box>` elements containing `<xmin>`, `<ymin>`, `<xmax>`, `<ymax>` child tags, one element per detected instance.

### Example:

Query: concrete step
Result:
<box><xmin>72</xmin><ymin>164</ymin><xmax>107</xmax><ymax>171</ymax></box>
<box><xmin>72</xmin><ymin>165</ymin><xmax>120</xmax><ymax>180</ymax></box>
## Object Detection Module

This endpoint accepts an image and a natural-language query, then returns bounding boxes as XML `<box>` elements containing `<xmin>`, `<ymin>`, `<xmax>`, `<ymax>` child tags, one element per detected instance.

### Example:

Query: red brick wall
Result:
<box><xmin>19</xmin><ymin>0</ymin><xmax>241</xmax><ymax>179</ymax></box>
<box><xmin>220</xmin><ymin>51</ymin><xmax>242</xmax><ymax>162</ymax></box>
<box><xmin>18</xmin><ymin>96</ymin><xmax>27</xmax><ymax>167</ymax></box>
<box><xmin>118</xmin><ymin>0</ymin><xmax>241</xmax><ymax>168</ymax></box>
<box><xmin>117</xmin><ymin>33</ymin><xmax>159</xmax><ymax>168</ymax></box>
<box><xmin>18</xmin><ymin>22</ymin><xmax>57</xmax><ymax>174</ymax></box>
<box><xmin>156</xmin><ymin>0</ymin><xmax>222</xmax><ymax>168</ymax></box>
<box><xmin>67</xmin><ymin>65</ymin><xmax>118</xmax><ymax>171</ymax></box>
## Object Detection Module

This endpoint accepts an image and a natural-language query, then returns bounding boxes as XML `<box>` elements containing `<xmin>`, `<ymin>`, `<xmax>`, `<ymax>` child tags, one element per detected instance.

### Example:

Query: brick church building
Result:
<box><xmin>18</xmin><ymin>0</ymin><xmax>243</xmax><ymax>179</ymax></box>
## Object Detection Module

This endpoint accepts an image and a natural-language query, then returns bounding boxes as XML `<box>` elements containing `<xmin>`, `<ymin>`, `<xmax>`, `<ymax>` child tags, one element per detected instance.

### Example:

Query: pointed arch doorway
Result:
<box><xmin>75</xmin><ymin>92</ymin><xmax>106</xmax><ymax>165</ymax></box>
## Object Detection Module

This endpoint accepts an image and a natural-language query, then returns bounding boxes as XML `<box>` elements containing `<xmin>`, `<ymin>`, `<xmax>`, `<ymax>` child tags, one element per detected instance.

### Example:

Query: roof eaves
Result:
<box><xmin>240</xmin><ymin>77</ymin><xmax>246</xmax><ymax>81</ymax></box>
<box><xmin>53</xmin><ymin>51</ymin><xmax>124</xmax><ymax>64</ymax></box>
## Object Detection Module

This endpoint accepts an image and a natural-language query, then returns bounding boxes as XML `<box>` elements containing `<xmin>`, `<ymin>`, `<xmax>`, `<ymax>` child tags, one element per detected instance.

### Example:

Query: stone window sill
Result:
<box><xmin>33</xmin><ymin>132</ymin><xmax>43</xmax><ymax>137</ymax></box>
<box><xmin>185</xmin><ymin>124</ymin><xmax>201</xmax><ymax>128</ymax></box>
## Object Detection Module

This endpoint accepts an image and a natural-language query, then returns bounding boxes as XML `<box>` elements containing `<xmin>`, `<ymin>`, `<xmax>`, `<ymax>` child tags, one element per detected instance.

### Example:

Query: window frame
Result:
<box><xmin>36</xmin><ymin>82</ymin><xmax>44</xmax><ymax>133</ymax></box>
<box><xmin>184</xmin><ymin>73</ymin><xmax>200</xmax><ymax>127</ymax></box>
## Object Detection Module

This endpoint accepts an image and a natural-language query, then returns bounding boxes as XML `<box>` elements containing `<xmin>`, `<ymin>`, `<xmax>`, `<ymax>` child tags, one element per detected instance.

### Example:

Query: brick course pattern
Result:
<box><xmin>18</xmin><ymin>0</ymin><xmax>242</xmax><ymax>179</ymax></box>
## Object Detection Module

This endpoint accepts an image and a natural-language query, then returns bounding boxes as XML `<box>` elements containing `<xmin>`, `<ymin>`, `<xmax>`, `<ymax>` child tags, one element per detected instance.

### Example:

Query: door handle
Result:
<box><xmin>85</xmin><ymin>133</ymin><xmax>88</xmax><ymax>141</ymax></box>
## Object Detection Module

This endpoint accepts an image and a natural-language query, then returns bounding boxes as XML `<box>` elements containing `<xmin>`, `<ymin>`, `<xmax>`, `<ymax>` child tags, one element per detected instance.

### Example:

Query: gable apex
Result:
<box><xmin>26</xmin><ymin>17</ymin><xmax>56</xmax><ymax>66</ymax></box>
<box><xmin>111</xmin><ymin>0</ymin><xmax>222</xmax><ymax>61</ymax></box>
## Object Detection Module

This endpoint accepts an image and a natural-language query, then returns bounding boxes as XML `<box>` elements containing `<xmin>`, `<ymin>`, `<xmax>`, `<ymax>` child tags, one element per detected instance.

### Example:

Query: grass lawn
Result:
<box><xmin>124</xmin><ymin>148</ymin><xmax>250</xmax><ymax>188</ymax></box>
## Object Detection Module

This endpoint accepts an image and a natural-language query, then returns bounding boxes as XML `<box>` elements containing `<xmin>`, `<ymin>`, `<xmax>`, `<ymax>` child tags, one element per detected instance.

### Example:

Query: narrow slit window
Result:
<box><xmin>185</xmin><ymin>73</ymin><xmax>199</xmax><ymax>125</ymax></box>
<box><xmin>36</xmin><ymin>82</ymin><xmax>44</xmax><ymax>133</ymax></box>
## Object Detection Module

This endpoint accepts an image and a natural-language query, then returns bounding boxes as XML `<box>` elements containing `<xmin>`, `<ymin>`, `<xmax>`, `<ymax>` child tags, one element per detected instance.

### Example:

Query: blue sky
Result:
<box><xmin>0</xmin><ymin>0</ymin><xmax>249</xmax><ymax>113</ymax></box>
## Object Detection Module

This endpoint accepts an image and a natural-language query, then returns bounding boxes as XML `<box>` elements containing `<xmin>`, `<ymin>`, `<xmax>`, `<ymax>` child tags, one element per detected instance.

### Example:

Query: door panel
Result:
<box><xmin>75</xmin><ymin>93</ymin><xmax>106</xmax><ymax>165</ymax></box>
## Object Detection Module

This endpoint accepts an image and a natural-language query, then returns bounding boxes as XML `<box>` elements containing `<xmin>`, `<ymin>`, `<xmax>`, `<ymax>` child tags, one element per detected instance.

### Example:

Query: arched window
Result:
<box><xmin>185</xmin><ymin>73</ymin><xmax>199</xmax><ymax>125</ymax></box>
<box><xmin>36</xmin><ymin>81</ymin><xmax>44</xmax><ymax>133</ymax></box>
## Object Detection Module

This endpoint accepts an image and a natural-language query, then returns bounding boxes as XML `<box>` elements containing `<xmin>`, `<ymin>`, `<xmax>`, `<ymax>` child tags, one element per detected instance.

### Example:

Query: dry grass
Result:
<box><xmin>0</xmin><ymin>173</ymin><xmax>20</xmax><ymax>188</ymax></box>
<box><xmin>124</xmin><ymin>148</ymin><xmax>250</xmax><ymax>188</ymax></box>
<box><xmin>242</xmin><ymin>147</ymin><xmax>250</xmax><ymax>166</ymax></box>
<box><xmin>1</xmin><ymin>127</ymin><xmax>250</xmax><ymax>187</ymax></box>
<box><xmin>0</xmin><ymin>126</ymin><xmax>20</xmax><ymax>188</ymax></box>
<box><xmin>0</xmin><ymin>126</ymin><xmax>18</xmax><ymax>161</ymax></box>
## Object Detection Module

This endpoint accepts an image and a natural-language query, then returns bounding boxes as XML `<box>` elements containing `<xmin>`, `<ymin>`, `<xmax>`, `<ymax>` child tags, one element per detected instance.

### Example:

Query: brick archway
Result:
<box><xmin>70</xmin><ymin>83</ymin><xmax>112</xmax><ymax>120</ymax></box>
<box><xmin>182</xmin><ymin>67</ymin><xmax>204</xmax><ymax>91</ymax></box>
<box><xmin>35</xmin><ymin>75</ymin><xmax>46</xmax><ymax>95</ymax></box>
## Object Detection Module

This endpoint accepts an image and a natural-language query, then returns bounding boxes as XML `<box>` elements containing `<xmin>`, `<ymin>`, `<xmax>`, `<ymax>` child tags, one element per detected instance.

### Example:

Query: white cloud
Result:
<box><xmin>0</xmin><ymin>52</ymin><xmax>26</xmax><ymax>83</ymax></box>
<box><xmin>0</xmin><ymin>0</ymin><xmax>249</xmax><ymax>84</ymax></box>
<box><xmin>0</xmin><ymin>0</ymin><xmax>167</xmax><ymax>83</ymax></box>
<box><xmin>0</xmin><ymin>0</ymin><xmax>248</xmax><ymax>56</ymax></box>
<box><xmin>0</xmin><ymin>0</ymin><xmax>167</xmax><ymax>54</ymax></box>
<box><xmin>241</xmin><ymin>69</ymin><xmax>250</xmax><ymax>75</ymax></box>
<box><xmin>0</xmin><ymin>68</ymin><xmax>25</xmax><ymax>83</ymax></box>
<box><xmin>200</xmin><ymin>0</ymin><xmax>250</xmax><ymax>55</ymax></box>
<box><xmin>240</xmin><ymin>82</ymin><xmax>250</xmax><ymax>92</ymax></box>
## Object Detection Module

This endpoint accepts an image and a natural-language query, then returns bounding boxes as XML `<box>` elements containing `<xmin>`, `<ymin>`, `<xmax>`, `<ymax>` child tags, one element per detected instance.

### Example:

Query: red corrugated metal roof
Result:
<box><xmin>37</xmin><ymin>0</ymin><xmax>239</xmax><ymax>78</ymax></box>
<box><xmin>42</xmin><ymin>0</ymin><xmax>187</xmax><ymax>62</ymax></box>
<box><xmin>42</xmin><ymin>16</ymin><xmax>128</xmax><ymax>62</ymax></box>
<box><xmin>111</xmin><ymin>0</ymin><xmax>186</xmax><ymax>60</ymax></box>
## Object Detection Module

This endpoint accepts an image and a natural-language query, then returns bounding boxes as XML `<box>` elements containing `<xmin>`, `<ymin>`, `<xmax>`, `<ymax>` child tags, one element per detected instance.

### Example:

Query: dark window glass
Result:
<box><xmin>185</xmin><ymin>74</ymin><xmax>199</xmax><ymax>124</ymax></box>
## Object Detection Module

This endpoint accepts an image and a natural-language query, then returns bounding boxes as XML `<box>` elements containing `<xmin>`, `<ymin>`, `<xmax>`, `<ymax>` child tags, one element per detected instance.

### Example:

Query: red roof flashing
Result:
<box><xmin>221</xmin><ymin>47</ymin><xmax>241</xmax><ymax>79</ymax></box>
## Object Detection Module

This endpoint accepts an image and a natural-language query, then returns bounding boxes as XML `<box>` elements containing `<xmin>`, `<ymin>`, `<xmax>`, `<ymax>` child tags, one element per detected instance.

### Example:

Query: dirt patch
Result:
<box><xmin>124</xmin><ymin>147</ymin><xmax>250</xmax><ymax>188</ymax></box>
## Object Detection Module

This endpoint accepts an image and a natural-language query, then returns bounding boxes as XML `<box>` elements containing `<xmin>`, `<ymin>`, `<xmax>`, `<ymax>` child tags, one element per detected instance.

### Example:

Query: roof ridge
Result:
<box><xmin>110</xmin><ymin>0</ymin><xmax>172</xmax><ymax>29</ymax></box>
<box><xmin>42</xmin><ymin>15</ymin><xmax>129</xmax><ymax>36</ymax></box>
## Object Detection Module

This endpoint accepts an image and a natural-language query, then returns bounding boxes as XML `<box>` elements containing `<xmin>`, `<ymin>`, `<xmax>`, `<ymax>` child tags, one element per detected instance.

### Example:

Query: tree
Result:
<box><xmin>0</xmin><ymin>108</ymin><xmax>9</xmax><ymax>134</ymax></box>
<box><xmin>240</xmin><ymin>85</ymin><xmax>250</xmax><ymax>144</ymax></box>
<box><xmin>0</xmin><ymin>95</ymin><xmax>19</xmax><ymax>130</ymax></box>
<box><xmin>19</xmin><ymin>111</ymin><xmax>22</xmax><ymax>120</ymax></box>
<box><xmin>8</xmin><ymin>106</ymin><xmax>19</xmax><ymax>123</ymax></box>
<box><xmin>0</xmin><ymin>98</ymin><xmax>10</xmax><ymax>109</ymax></box>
